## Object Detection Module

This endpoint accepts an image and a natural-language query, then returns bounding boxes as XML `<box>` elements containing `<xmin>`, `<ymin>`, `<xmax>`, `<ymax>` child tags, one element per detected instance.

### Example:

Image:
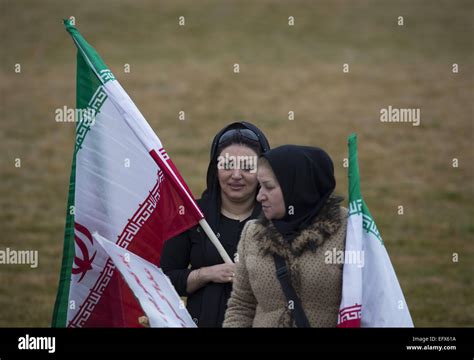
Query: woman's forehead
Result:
<box><xmin>219</xmin><ymin>144</ymin><xmax>258</xmax><ymax>156</ymax></box>
<box><xmin>257</xmin><ymin>164</ymin><xmax>276</xmax><ymax>179</ymax></box>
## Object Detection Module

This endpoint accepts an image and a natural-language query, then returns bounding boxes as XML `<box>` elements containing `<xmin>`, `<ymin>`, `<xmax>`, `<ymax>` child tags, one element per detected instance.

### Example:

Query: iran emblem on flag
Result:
<box><xmin>52</xmin><ymin>19</ymin><xmax>214</xmax><ymax>327</ymax></box>
<box><xmin>337</xmin><ymin>134</ymin><xmax>414</xmax><ymax>327</ymax></box>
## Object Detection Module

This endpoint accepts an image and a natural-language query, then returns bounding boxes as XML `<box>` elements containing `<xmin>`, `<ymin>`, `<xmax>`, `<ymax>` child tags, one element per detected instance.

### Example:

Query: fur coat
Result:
<box><xmin>223</xmin><ymin>197</ymin><xmax>348</xmax><ymax>327</ymax></box>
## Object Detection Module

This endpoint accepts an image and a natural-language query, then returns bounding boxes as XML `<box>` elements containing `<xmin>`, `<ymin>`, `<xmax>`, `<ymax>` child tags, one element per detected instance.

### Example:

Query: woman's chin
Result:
<box><xmin>262</xmin><ymin>209</ymin><xmax>272</xmax><ymax>220</ymax></box>
<box><xmin>223</xmin><ymin>188</ymin><xmax>253</xmax><ymax>201</ymax></box>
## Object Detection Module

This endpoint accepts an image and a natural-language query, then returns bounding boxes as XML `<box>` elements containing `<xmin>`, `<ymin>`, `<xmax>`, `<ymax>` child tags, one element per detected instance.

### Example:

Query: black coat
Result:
<box><xmin>160</xmin><ymin>199</ymin><xmax>262</xmax><ymax>327</ymax></box>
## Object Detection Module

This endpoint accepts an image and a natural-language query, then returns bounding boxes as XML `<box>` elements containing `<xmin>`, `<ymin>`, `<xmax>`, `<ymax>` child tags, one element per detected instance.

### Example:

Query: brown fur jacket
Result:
<box><xmin>223</xmin><ymin>196</ymin><xmax>347</xmax><ymax>327</ymax></box>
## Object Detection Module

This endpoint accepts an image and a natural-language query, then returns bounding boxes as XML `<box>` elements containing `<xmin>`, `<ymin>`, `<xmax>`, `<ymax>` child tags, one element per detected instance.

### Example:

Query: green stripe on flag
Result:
<box><xmin>74</xmin><ymin>49</ymin><xmax>106</xmax><ymax>154</ymax></box>
<box><xmin>52</xmin><ymin>20</ymin><xmax>111</xmax><ymax>327</ymax></box>
<box><xmin>348</xmin><ymin>133</ymin><xmax>362</xmax><ymax>204</ymax></box>
<box><xmin>51</xmin><ymin>153</ymin><xmax>76</xmax><ymax>327</ymax></box>
<box><xmin>63</xmin><ymin>18</ymin><xmax>115</xmax><ymax>84</ymax></box>
<box><xmin>347</xmin><ymin>133</ymin><xmax>383</xmax><ymax>244</ymax></box>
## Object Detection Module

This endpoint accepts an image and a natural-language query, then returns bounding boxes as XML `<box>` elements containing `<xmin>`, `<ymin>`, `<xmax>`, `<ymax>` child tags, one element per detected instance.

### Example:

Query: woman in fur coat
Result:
<box><xmin>223</xmin><ymin>145</ymin><xmax>348</xmax><ymax>327</ymax></box>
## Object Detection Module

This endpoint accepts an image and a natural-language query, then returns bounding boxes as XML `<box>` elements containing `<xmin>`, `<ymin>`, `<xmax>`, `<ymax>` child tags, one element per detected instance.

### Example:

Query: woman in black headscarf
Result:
<box><xmin>160</xmin><ymin>122</ymin><xmax>270</xmax><ymax>327</ymax></box>
<box><xmin>223</xmin><ymin>145</ymin><xmax>348</xmax><ymax>327</ymax></box>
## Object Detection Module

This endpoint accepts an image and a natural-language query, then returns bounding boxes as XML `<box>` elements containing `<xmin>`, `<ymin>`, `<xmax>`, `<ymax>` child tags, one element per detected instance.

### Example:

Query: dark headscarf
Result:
<box><xmin>200</xmin><ymin>121</ymin><xmax>271</xmax><ymax>233</ymax></box>
<box><xmin>194</xmin><ymin>123</ymin><xmax>270</xmax><ymax>327</ymax></box>
<box><xmin>262</xmin><ymin>145</ymin><xmax>336</xmax><ymax>242</ymax></box>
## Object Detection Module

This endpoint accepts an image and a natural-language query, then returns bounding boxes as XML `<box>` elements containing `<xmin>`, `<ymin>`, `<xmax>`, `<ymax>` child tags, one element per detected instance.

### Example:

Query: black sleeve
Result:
<box><xmin>160</xmin><ymin>230</ymin><xmax>193</xmax><ymax>296</ymax></box>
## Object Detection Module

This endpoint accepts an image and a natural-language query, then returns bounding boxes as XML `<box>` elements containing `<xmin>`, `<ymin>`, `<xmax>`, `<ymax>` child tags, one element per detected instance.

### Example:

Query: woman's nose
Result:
<box><xmin>256</xmin><ymin>188</ymin><xmax>265</xmax><ymax>202</ymax></box>
<box><xmin>231</xmin><ymin>169</ymin><xmax>242</xmax><ymax>179</ymax></box>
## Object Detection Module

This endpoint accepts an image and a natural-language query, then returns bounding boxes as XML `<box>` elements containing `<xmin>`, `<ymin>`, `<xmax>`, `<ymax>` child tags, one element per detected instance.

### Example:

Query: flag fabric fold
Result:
<box><xmin>52</xmin><ymin>19</ymin><xmax>203</xmax><ymax>327</ymax></box>
<box><xmin>93</xmin><ymin>233</ymin><xmax>196</xmax><ymax>327</ymax></box>
<box><xmin>337</xmin><ymin>134</ymin><xmax>413</xmax><ymax>327</ymax></box>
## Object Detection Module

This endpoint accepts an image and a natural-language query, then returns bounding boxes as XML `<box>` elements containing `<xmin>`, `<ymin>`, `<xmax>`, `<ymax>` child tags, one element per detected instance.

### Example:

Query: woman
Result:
<box><xmin>223</xmin><ymin>145</ymin><xmax>348</xmax><ymax>327</ymax></box>
<box><xmin>160</xmin><ymin>122</ymin><xmax>270</xmax><ymax>327</ymax></box>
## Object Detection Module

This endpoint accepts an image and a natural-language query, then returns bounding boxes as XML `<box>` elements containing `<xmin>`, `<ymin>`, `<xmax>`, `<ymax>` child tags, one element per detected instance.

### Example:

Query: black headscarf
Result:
<box><xmin>262</xmin><ymin>145</ymin><xmax>336</xmax><ymax>242</ymax></box>
<box><xmin>200</xmin><ymin>121</ymin><xmax>271</xmax><ymax>233</ymax></box>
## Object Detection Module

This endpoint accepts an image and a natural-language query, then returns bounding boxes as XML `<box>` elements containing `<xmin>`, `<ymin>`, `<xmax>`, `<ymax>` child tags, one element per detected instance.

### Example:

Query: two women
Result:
<box><xmin>161</xmin><ymin>122</ymin><xmax>345</xmax><ymax>327</ymax></box>
<box><xmin>223</xmin><ymin>145</ymin><xmax>347</xmax><ymax>327</ymax></box>
<box><xmin>160</xmin><ymin>122</ymin><xmax>270</xmax><ymax>327</ymax></box>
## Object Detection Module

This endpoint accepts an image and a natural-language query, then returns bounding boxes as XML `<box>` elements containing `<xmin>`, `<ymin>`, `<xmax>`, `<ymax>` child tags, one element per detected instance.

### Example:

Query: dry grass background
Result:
<box><xmin>0</xmin><ymin>0</ymin><xmax>472</xmax><ymax>326</ymax></box>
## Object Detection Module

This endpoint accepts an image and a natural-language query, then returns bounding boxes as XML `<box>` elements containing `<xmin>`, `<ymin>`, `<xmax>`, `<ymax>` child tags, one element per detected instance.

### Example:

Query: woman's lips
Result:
<box><xmin>229</xmin><ymin>183</ymin><xmax>244</xmax><ymax>190</ymax></box>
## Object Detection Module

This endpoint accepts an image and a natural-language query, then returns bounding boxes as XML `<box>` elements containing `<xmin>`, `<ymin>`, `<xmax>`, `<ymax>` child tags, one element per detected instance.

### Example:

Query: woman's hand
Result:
<box><xmin>138</xmin><ymin>315</ymin><xmax>150</xmax><ymax>327</ymax></box>
<box><xmin>186</xmin><ymin>263</ymin><xmax>236</xmax><ymax>294</ymax></box>
<box><xmin>203</xmin><ymin>263</ymin><xmax>236</xmax><ymax>283</ymax></box>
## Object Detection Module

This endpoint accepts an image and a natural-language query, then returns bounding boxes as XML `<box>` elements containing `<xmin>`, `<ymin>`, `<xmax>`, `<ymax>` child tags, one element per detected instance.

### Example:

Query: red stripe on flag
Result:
<box><xmin>149</xmin><ymin>148</ymin><xmax>204</xmax><ymax>220</ymax></box>
<box><xmin>337</xmin><ymin>304</ymin><xmax>362</xmax><ymax>328</ymax></box>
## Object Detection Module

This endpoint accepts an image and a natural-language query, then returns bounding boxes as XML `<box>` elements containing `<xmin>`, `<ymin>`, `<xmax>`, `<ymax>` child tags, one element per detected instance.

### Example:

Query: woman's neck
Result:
<box><xmin>220</xmin><ymin>193</ymin><xmax>255</xmax><ymax>221</ymax></box>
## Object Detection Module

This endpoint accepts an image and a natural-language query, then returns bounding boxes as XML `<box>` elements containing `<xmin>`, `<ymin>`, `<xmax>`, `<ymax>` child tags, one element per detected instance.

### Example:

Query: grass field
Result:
<box><xmin>0</xmin><ymin>0</ymin><xmax>473</xmax><ymax>327</ymax></box>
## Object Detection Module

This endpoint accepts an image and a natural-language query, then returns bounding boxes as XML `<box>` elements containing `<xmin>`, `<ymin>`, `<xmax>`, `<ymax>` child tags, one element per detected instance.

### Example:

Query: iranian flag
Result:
<box><xmin>52</xmin><ymin>19</ymin><xmax>205</xmax><ymax>327</ymax></box>
<box><xmin>337</xmin><ymin>134</ymin><xmax>414</xmax><ymax>327</ymax></box>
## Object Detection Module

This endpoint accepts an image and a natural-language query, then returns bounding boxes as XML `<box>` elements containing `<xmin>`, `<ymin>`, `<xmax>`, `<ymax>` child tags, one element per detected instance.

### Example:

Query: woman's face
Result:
<box><xmin>217</xmin><ymin>144</ymin><xmax>259</xmax><ymax>204</ymax></box>
<box><xmin>256</xmin><ymin>164</ymin><xmax>286</xmax><ymax>220</ymax></box>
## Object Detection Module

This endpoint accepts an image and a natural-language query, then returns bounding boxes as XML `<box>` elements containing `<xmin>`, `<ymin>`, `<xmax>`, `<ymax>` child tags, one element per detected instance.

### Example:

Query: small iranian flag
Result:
<box><xmin>93</xmin><ymin>233</ymin><xmax>196</xmax><ymax>328</ymax></box>
<box><xmin>52</xmin><ymin>19</ymin><xmax>206</xmax><ymax>327</ymax></box>
<box><xmin>337</xmin><ymin>134</ymin><xmax>414</xmax><ymax>327</ymax></box>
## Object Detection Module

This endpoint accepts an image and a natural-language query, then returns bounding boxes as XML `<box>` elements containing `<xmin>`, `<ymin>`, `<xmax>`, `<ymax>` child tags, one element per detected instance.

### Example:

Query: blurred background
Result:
<box><xmin>0</xmin><ymin>0</ymin><xmax>472</xmax><ymax>326</ymax></box>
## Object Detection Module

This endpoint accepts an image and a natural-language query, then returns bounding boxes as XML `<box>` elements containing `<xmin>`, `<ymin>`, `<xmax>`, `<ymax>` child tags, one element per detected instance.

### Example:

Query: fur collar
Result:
<box><xmin>255</xmin><ymin>196</ymin><xmax>345</xmax><ymax>259</ymax></box>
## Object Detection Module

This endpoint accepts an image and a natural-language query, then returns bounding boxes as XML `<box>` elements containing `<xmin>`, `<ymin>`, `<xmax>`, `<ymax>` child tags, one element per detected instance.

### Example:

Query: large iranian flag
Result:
<box><xmin>52</xmin><ymin>19</ymin><xmax>205</xmax><ymax>327</ymax></box>
<box><xmin>337</xmin><ymin>134</ymin><xmax>414</xmax><ymax>327</ymax></box>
